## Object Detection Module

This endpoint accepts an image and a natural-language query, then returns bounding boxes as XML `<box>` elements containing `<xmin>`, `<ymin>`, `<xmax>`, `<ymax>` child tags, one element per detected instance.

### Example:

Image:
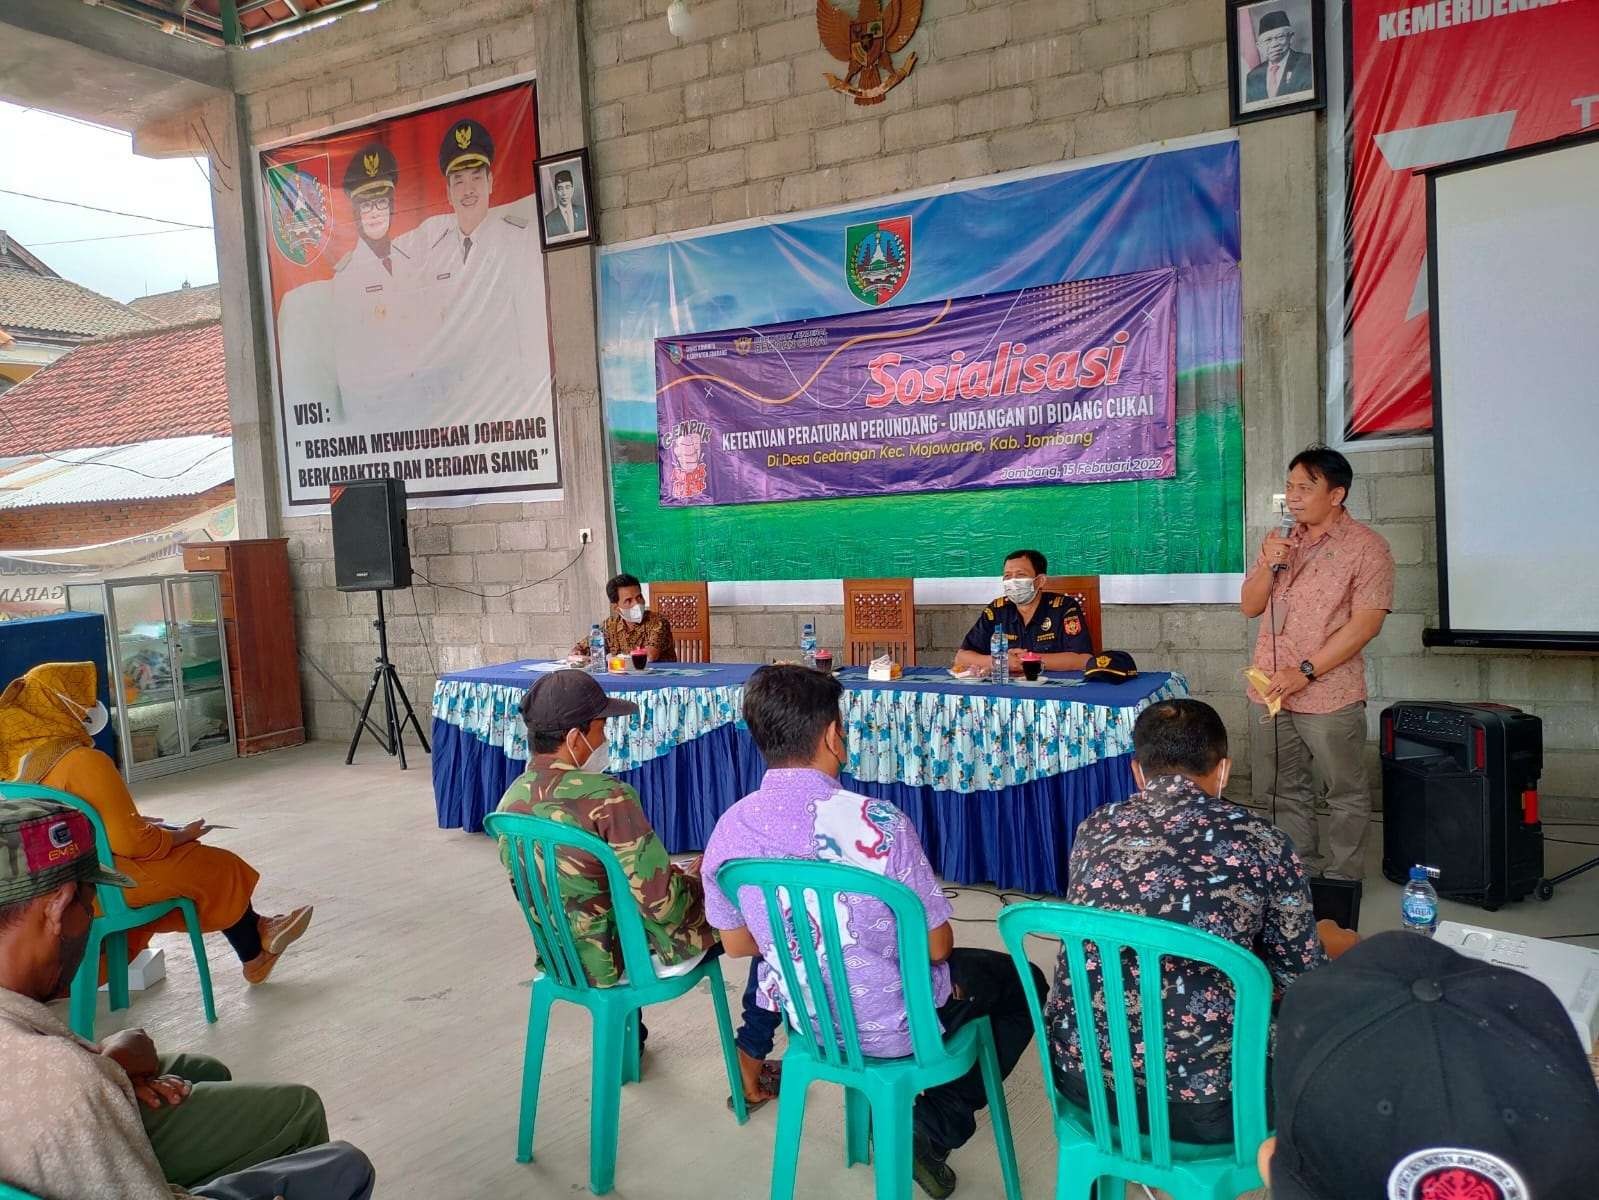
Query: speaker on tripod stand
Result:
<box><xmin>331</xmin><ymin>478</ymin><xmax>430</xmax><ymax>769</ymax></box>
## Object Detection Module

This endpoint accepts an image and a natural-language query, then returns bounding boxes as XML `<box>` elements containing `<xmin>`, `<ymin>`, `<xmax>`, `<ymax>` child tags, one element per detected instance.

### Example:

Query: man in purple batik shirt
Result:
<box><xmin>701</xmin><ymin>665</ymin><xmax>1044</xmax><ymax>1200</ymax></box>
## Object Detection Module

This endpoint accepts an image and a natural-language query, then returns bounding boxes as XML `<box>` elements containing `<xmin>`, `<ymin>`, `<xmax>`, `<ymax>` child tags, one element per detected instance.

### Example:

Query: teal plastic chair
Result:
<box><xmin>484</xmin><ymin>810</ymin><xmax>747</xmax><ymax>1196</ymax></box>
<box><xmin>718</xmin><ymin>857</ymin><xmax>1023</xmax><ymax>1200</ymax></box>
<box><xmin>0</xmin><ymin>1183</ymin><xmax>43</xmax><ymax>1199</ymax></box>
<box><xmin>0</xmin><ymin>782</ymin><xmax>216</xmax><ymax>1041</ymax></box>
<box><xmin>996</xmin><ymin>902</ymin><xmax>1272</xmax><ymax>1200</ymax></box>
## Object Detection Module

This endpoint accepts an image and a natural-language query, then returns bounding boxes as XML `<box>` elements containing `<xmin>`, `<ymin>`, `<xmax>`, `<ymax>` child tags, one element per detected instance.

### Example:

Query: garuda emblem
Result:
<box><xmin>816</xmin><ymin>0</ymin><xmax>922</xmax><ymax>106</ymax></box>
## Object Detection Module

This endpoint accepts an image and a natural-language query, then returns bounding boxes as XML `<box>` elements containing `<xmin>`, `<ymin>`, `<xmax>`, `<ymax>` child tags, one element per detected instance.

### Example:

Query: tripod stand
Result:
<box><xmin>346</xmin><ymin>590</ymin><xmax>429</xmax><ymax>769</ymax></box>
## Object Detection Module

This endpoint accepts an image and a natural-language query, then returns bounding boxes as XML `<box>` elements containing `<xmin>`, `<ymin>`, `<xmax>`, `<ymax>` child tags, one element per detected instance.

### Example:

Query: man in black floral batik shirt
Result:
<box><xmin>1046</xmin><ymin>698</ymin><xmax>1347</xmax><ymax>1146</ymax></box>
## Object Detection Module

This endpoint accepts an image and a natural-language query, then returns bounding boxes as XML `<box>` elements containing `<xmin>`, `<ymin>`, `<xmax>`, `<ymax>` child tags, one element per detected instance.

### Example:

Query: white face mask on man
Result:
<box><xmin>620</xmin><ymin>604</ymin><xmax>644</xmax><ymax>625</ymax></box>
<box><xmin>1001</xmin><ymin>576</ymin><xmax>1039</xmax><ymax>605</ymax></box>
<box><xmin>572</xmin><ymin>729</ymin><xmax>610</xmax><ymax>775</ymax></box>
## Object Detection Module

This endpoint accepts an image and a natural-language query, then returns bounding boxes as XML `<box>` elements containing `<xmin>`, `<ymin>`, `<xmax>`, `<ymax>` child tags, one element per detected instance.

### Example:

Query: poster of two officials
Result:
<box><xmin>261</xmin><ymin>81</ymin><xmax>559</xmax><ymax>506</ymax></box>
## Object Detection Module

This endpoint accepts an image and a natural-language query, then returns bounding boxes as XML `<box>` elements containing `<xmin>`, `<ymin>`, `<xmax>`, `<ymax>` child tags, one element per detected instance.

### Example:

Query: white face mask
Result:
<box><xmin>55</xmin><ymin>691</ymin><xmax>110</xmax><ymax>738</ymax></box>
<box><xmin>1001</xmin><ymin>576</ymin><xmax>1038</xmax><ymax>605</ymax></box>
<box><xmin>620</xmin><ymin>604</ymin><xmax>644</xmax><ymax>625</ymax></box>
<box><xmin>573</xmin><ymin>730</ymin><xmax>610</xmax><ymax>775</ymax></box>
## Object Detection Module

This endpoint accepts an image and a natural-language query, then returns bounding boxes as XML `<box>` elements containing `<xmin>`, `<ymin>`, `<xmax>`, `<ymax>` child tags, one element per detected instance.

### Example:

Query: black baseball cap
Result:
<box><xmin>1270</xmin><ymin>931</ymin><xmax>1599</xmax><ymax>1200</ymax></box>
<box><xmin>1082</xmin><ymin>650</ymin><xmax>1138</xmax><ymax>683</ymax></box>
<box><xmin>519</xmin><ymin>669</ymin><xmax>637</xmax><ymax>734</ymax></box>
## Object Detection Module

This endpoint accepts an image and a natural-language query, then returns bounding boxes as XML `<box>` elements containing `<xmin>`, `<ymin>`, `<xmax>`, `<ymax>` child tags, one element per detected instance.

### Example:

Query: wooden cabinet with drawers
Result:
<box><xmin>181</xmin><ymin>538</ymin><xmax>305</xmax><ymax>755</ymax></box>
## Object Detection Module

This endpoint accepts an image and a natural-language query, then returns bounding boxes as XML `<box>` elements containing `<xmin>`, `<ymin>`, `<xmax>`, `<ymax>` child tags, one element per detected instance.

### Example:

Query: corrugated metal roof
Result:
<box><xmin>0</xmin><ymin>435</ymin><xmax>233</xmax><ymax>509</ymax></box>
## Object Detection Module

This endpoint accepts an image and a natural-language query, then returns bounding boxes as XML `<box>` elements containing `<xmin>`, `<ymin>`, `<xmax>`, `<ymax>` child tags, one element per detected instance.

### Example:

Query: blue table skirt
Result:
<box><xmin>432</xmin><ymin>718</ymin><xmax>1135</xmax><ymax>894</ymax></box>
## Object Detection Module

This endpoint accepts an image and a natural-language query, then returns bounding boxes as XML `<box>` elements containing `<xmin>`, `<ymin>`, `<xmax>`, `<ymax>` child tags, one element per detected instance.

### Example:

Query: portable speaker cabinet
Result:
<box><xmin>1380</xmin><ymin>702</ymin><xmax>1543</xmax><ymax>911</ymax></box>
<box><xmin>331</xmin><ymin>478</ymin><xmax>412</xmax><ymax>592</ymax></box>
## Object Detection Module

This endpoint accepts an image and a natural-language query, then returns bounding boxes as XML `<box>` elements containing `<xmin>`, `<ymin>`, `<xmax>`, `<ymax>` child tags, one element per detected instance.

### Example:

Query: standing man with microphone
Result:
<box><xmin>1240</xmin><ymin>446</ymin><xmax>1394</xmax><ymax>880</ymax></box>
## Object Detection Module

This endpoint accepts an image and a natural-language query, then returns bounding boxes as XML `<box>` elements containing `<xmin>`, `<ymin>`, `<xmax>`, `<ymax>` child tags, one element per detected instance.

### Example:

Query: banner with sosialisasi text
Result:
<box><xmin>654</xmin><ymin>268</ymin><xmax>1177</xmax><ymax>506</ymax></box>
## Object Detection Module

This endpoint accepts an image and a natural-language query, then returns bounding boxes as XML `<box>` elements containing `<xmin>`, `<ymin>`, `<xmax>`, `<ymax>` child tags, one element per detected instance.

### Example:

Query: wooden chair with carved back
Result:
<box><xmin>646</xmin><ymin>581</ymin><xmax>711</xmax><ymax>662</ymax></box>
<box><xmin>842</xmin><ymin>578</ymin><xmax>917</xmax><ymax>667</ymax></box>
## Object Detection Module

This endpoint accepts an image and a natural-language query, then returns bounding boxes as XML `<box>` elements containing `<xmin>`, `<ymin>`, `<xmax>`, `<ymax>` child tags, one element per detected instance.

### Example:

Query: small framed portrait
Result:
<box><xmin>534</xmin><ymin>148</ymin><xmax>595</xmax><ymax>250</ymax></box>
<box><xmin>1227</xmin><ymin>0</ymin><xmax>1325</xmax><ymax>124</ymax></box>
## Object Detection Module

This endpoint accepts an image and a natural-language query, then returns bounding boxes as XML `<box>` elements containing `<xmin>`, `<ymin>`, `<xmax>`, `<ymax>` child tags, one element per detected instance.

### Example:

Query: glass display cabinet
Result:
<box><xmin>65</xmin><ymin>574</ymin><xmax>237</xmax><ymax>781</ymax></box>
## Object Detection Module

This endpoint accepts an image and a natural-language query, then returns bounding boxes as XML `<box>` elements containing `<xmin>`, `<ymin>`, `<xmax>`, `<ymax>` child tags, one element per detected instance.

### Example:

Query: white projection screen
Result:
<box><xmin>1427</xmin><ymin>134</ymin><xmax>1599</xmax><ymax>650</ymax></box>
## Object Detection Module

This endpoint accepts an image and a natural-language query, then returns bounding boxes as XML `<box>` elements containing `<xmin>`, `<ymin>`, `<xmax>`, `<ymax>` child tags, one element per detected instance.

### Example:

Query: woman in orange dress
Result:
<box><xmin>0</xmin><ymin>662</ymin><xmax>313</xmax><ymax>983</ymax></box>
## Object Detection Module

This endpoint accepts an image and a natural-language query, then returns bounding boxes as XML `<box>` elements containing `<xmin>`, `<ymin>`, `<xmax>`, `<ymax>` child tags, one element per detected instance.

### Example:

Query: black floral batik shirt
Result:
<box><xmin>1045</xmin><ymin>774</ymin><xmax>1326</xmax><ymax>1104</ymax></box>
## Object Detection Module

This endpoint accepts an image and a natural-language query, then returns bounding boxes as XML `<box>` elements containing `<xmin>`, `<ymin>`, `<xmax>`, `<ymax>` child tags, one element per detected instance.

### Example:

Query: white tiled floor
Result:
<box><xmin>77</xmin><ymin>744</ymin><xmax>1599</xmax><ymax>1199</ymax></box>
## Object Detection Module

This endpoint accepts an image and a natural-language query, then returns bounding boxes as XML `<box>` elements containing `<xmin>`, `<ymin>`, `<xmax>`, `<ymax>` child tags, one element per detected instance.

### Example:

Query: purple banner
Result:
<box><xmin>654</xmin><ymin>267</ymin><xmax>1177</xmax><ymax>507</ymax></box>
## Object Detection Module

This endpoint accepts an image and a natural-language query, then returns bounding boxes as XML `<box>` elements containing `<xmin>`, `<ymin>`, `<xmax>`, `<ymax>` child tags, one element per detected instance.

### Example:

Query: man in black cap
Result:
<box><xmin>396</xmin><ymin>114</ymin><xmax>550</xmax><ymax>437</ymax></box>
<box><xmin>332</xmin><ymin>140</ymin><xmax>419</xmax><ymax>423</ymax></box>
<box><xmin>1245</xmin><ymin>9</ymin><xmax>1313</xmax><ymax>103</ymax></box>
<box><xmin>0</xmin><ymin>796</ymin><xmax>374</xmax><ymax>1199</ymax></box>
<box><xmin>492</xmin><ymin>670</ymin><xmax>783</xmax><ymax>1109</ymax></box>
<box><xmin>1260</xmin><ymin>931</ymin><xmax>1599</xmax><ymax>1198</ymax></box>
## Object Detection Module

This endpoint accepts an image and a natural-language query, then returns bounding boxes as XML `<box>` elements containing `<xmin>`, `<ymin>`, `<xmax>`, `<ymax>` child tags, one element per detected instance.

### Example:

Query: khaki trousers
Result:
<box><xmin>1249</xmin><ymin>701</ymin><xmax>1370</xmax><ymax>879</ymax></box>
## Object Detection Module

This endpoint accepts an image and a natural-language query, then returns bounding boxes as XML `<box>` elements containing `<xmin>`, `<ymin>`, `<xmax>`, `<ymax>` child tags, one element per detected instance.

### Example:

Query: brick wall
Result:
<box><xmin>585</xmin><ymin>0</ymin><xmax>1227</xmax><ymax>241</ymax></box>
<box><xmin>0</xmin><ymin>484</ymin><xmax>234</xmax><ymax>551</ymax></box>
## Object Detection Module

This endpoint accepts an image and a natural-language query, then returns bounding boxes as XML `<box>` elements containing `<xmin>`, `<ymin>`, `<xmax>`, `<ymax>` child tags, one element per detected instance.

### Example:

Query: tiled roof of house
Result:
<box><xmin>0</xmin><ymin>265</ymin><xmax>159</xmax><ymax>341</ymax></box>
<box><xmin>0</xmin><ymin>320</ymin><xmax>229</xmax><ymax>456</ymax></box>
<box><xmin>131</xmin><ymin>282</ymin><xmax>222</xmax><ymax>326</ymax></box>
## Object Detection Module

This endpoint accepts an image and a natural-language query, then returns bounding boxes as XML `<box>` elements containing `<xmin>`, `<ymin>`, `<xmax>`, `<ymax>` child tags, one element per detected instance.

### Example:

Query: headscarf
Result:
<box><xmin>0</xmin><ymin>661</ymin><xmax>98</xmax><ymax>782</ymax></box>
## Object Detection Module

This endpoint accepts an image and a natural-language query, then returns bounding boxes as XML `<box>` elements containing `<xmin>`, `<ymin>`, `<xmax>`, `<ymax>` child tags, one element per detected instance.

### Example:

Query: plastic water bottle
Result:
<box><xmin>800</xmin><ymin>621</ymin><xmax>818</xmax><ymax>669</ymax></box>
<box><xmin>1401</xmin><ymin>865</ymin><xmax>1440</xmax><ymax>936</ymax></box>
<box><xmin>990</xmin><ymin>628</ymin><xmax>1007</xmax><ymax>682</ymax></box>
<box><xmin>588</xmin><ymin>623</ymin><xmax>606</xmax><ymax>673</ymax></box>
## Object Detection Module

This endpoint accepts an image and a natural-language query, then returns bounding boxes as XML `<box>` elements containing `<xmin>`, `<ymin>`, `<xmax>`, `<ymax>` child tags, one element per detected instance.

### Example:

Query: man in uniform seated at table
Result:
<box><xmin>572</xmin><ymin>573</ymin><xmax>677</xmax><ymax>664</ymax></box>
<box><xmin>1045</xmin><ymin>698</ymin><xmax>1358</xmax><ymax>1145</ymax></box>
<box><xmin>952</xmin><ymin>549</ymin><xmax>1094</xmax><ymax>677</ymax></box>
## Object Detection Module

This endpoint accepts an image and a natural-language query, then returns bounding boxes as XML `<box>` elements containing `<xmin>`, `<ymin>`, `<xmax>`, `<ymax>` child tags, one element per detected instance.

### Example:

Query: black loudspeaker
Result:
<box><xmin>331</xmin><ymin>478</ymin><xmax>411</xmax><ymax>591</ymax></box>
<box><xmin>1380</xmin><ymin>702</ymin><xmax>1543</xmax><ymax>911</ymax></box>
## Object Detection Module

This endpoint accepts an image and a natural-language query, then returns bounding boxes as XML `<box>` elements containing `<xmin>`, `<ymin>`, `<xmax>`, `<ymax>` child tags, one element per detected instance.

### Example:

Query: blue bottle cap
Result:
<box><xmin>1409</xmin><ymin>865</ymin><xmax>1427</xmax><ymax>881</ymax></box>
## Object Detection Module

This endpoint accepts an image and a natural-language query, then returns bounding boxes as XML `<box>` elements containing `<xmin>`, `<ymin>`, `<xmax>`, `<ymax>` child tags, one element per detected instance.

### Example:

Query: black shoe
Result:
<box><xmin>912</xmin><ymin>1133</ymin><xmax>957</xmax><ymax>1199</ymax></box>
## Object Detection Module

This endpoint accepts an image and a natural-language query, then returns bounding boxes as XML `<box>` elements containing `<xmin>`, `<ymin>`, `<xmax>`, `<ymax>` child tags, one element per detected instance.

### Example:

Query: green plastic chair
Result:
<box><xmin>484</xmin><ymin>810</ymin><xmax>747</xmax><ymax>1196</ymax></box>
<box><xmin>996</xmin><ymin>901</ymin><xmax>1272</xmax><ymax>1200</ymax></box>
<box><xmin>718</xmin><ymin>857</ymin><xmax>1023</xmax><ymax>1200</ymax></box>
<box><xmin>0</xmin><ymin>782</ymin><xmax>216</xmax><ymax>1042</ymax></box>
<box><xmin>0</xmin><ymin>1183</ymin><xmax>43</xmax><ymax>1199</ymax></box>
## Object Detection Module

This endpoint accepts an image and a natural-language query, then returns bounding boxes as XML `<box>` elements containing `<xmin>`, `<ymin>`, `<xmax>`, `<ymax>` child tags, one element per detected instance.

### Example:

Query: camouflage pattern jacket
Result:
<box><xmin>495</xmin><ymin>760</ymin><xmax>713</xmax><ymax>986</ymax></box>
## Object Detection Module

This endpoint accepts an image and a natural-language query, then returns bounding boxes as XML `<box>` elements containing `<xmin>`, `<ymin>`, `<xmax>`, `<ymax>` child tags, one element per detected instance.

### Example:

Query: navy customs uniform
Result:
<box><xmin>960</xmin><ymin>591</ymin><xmax>1095</xmax><ymax>657</ymax></box>
<box><xmin>332</xmin><ymin>140</ymin><xmax>419</xmax><ymax>423</ymax></box>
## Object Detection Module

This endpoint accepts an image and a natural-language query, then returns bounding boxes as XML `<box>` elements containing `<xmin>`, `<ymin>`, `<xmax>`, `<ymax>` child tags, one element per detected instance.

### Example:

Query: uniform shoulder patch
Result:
<box><xmin>430</xmin><ymin>226</ymin><xmax>454</xmax><ymax>249</ymax></box>
<box><xmin>502</xmin><ymin>212</ymin><xmax>528</xmax><ymax>229</ymax></box>
<box><xmin>1048</xmin><ymin>594</ymin><xmax>1064</xmax><ymax>608</ymax></box>
<box><xmin>334</xmin><ymin>250</ymin><xmax>354</xmax><ymax>272</ymax></box>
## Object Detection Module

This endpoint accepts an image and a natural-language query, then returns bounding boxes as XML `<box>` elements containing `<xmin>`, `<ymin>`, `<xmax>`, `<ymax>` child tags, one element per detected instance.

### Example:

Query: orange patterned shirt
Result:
<box><xmin>1249</xmin><ymin>511</ymin><xmax>1394</xmax><ymax>714</ymax></box>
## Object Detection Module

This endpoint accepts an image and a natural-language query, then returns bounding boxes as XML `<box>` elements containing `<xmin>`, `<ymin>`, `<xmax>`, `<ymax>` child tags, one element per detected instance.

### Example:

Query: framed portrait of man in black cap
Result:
<box><xmin>534</xmin><ymin>148</ymin><xmax>595</xmax><ymax>250</ymax></box>
<box><xmin>1227</xmin><ymin>0</ymin><xmax>1324</xmax><ymax>124</ymax></box>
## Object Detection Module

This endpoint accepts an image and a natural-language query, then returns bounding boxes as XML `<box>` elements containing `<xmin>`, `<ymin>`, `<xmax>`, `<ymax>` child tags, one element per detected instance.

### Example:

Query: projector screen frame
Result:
<box><xmin>1422</xmin><ymin>130</ymin><xmax>1599</xmax><ymax>654</ymax></box>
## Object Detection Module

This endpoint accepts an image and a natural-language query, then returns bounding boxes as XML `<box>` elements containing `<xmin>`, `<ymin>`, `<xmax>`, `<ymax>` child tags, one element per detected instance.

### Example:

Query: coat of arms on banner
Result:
<box><xmin>816</xmin><ymin>0</ymin><xmax>921</xmax><ymax>106</ymax></box>
<box><xmin>845</xmin><ymin>217</ymin><xmax>912</xmax><ymax>306</ymax></box>
<box><xmin>264</xmin><ymin>155</ymin><xmax>332</xmax><ymax>266</ymax></box>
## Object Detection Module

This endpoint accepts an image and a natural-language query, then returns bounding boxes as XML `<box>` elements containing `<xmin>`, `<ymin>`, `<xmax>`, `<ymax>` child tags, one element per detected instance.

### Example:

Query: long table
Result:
<box><xmin>431</xmin><ymin>662</ymin><xmax>1188</xmax><ymax>894</ymax></box>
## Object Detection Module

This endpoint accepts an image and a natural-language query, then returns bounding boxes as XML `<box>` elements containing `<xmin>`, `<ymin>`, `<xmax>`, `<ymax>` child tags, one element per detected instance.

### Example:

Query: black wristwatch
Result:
<box><xmin>1299</xmin><ymin>659</ymin><xmax>1316</xmax><ymax>681</ymax></box>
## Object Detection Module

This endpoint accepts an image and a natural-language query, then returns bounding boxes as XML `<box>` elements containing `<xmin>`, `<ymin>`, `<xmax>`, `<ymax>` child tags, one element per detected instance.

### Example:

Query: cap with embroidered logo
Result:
<box><xmin>1269</xmin><ymin>931</ymin><xmax>1599</xmax><ymax>1200</ymax></box>
<box><xmin>438</xmin><ymin>118</ymin><xmax>494</xmax><ymax>176</ymax></box>
<box><xmin>0</xmin><ymin>797</ymin><xmax>133</xmax><ymax>906</ymax></box>
<box><xmin>1082</xmin><ymin>650</ymin><xmax>1137</xmax><ymax>683</ymax></box>
<box><xmin>342</xmin><ymin>141</ymin><xmax>398</xmax><ymax>201</ymax></box>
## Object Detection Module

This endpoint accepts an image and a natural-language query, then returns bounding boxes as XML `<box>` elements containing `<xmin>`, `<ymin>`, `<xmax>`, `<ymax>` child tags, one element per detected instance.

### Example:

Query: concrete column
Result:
<box><xmin>205</xmin><ymin>91</ymin><xmax>284</xmax><ymax>538</ymax></box>
<box><xmin>531</xmin><ymin>0</ymin><xmax>612</xmax><ymax>646</ymax></box>
<box><xmin>1239</xmin><ymin>111</ymin><xmax>1322</xmax><ymax>556</ymax></box>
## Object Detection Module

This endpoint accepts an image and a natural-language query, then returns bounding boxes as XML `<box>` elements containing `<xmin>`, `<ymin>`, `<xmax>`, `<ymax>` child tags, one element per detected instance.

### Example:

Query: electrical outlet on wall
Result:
<box><xmin>579</xmin><ymin>528</ymin><xmax>593</xmax><ymax>544</ymax></box>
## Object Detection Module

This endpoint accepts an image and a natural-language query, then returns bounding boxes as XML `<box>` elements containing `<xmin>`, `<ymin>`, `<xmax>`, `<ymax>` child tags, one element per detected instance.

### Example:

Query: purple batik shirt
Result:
<box><xmin>701</xmin><ymin>768</ymin><xmax>953</xmax><ymax>1060</ymax></box>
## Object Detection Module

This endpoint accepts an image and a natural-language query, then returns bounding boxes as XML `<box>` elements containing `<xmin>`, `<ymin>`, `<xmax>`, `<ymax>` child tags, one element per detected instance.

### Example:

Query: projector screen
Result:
<box><xmin>1428</xmin><ymin>134</ymin><xmax>1599</xmax><ymax>650</ymax></box>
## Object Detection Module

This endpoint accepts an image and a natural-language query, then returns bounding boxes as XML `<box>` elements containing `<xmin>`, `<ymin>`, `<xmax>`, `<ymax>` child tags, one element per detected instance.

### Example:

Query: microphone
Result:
<box><xmin>1271</xmin><ymin>509</ymin><xmax>1295</xmax><ymax>573</ymax></box>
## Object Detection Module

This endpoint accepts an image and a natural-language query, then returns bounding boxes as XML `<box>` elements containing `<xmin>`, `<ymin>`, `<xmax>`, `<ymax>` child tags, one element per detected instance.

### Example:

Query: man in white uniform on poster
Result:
<box><xmin>397</xmin><ymin>118</ymin><xmax>551</xmax><ymax>438</ymax></box>
<box><xmin>331</xmin><ymin>140</ymin><xmax>422</xmax><ymax>424</ymax></box>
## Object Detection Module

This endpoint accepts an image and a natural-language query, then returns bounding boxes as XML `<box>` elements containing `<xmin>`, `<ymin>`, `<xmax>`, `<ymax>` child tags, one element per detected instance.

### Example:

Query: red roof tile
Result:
<box><xmin>131</xmin><ymin>283</ymin><xmax>222</xmax><ymax>327</ymax></box>
<box><xmin>0</xmin><ymin>320</ymin><xmax>229</xmax><ymax>456</ymax></box>
<box><xmin>0</xmin><ymin>266</ymin><xmax>158</xmax><ymax>340</ymax></box>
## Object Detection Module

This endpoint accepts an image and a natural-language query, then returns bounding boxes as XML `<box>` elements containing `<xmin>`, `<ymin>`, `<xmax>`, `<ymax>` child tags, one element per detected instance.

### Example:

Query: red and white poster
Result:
<box><xmin>1341</xmin><ymin>0</ymin><xmax>1599</xmax><ymax>438</ymax></box>
<box><xmin>260</xmin><ymin>81</ymin><xmax>559</xmax><ymax>505</ymax></box>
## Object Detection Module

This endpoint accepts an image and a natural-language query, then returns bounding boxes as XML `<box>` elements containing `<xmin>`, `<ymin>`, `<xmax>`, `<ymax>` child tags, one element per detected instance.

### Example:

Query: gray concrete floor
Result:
<box><xmin>74</xmin><ymin>743</ymin><xmax>1599</xmax><ymax>1199</ymax></box>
